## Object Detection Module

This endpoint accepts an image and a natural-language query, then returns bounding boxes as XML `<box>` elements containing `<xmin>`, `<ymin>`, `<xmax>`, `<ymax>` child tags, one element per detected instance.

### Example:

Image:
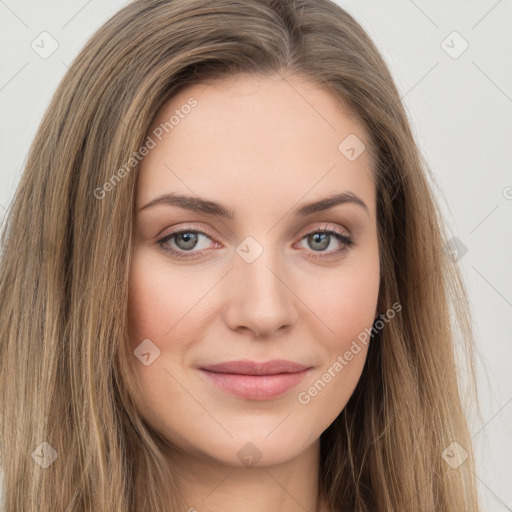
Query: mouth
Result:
<box><xmin>198</xmin><ymin>359</ymin><xmax>312</xmax><ymax>400</ymax></box>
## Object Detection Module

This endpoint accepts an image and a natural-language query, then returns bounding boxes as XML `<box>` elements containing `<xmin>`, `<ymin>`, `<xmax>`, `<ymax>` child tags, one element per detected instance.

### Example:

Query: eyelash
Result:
<box><xmin>156</xmin><ymin>223</ymin><xmax>355</xmax><ymax>260</ymax></box>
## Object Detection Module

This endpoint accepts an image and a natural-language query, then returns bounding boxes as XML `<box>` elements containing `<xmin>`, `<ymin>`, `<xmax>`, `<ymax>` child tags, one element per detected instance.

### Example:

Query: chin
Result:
<box><xmin>191</xmin><ymin>426</ymin><xmax>319</xmax><ymax>468</ymax></box>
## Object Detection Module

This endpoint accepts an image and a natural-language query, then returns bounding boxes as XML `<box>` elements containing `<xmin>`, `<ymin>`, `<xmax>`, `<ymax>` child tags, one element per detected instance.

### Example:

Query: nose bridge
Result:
<box><xmin>224</xmin><ymin>234</ymin><xmax>297</xmax><ymax>335</ymax></box>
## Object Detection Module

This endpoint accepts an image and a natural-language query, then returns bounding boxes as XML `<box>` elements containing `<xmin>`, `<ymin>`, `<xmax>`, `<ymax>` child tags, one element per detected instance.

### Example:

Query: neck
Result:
<box><xmin>154</xmin><ymin>438</ymin><xmax>332</xmax><ymax>512</ymax></box>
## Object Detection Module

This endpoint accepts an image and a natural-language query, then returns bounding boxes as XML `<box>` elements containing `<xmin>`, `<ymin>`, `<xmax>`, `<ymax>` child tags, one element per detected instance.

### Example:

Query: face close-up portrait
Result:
<box><xmin>127</xmin><ymin>74</ymin><xmax>380</xmax><ymax>510</ymax></box>
<box><xmin>1</xmin><ymin>1</ymin><xmax>510</xmax><ymax>511</ymax></box>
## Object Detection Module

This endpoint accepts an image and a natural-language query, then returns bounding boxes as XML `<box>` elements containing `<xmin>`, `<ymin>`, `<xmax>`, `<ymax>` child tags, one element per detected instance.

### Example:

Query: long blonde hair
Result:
<box><xmin>0</xmin><ymin>0</ymin><xmax>480</xmax><ymax>510</ymax></box>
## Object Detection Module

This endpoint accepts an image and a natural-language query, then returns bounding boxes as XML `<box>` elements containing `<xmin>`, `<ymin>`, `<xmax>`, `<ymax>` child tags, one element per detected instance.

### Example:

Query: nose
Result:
<box><xmin>222</xmin><ymin>248</ymin><xmax>298</xmax><ymax>338</ymax></box>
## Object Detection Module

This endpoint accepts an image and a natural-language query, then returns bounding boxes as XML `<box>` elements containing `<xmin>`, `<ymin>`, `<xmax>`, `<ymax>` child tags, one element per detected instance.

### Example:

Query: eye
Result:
<box><xmin>157</xmin><ymin>226</ymin><xmax>219</xmax><ymax>260</ymax></box>
<box><xmin>294</xmin><ymin>224</ymin><xmax>355</xmax><ymax>259</ymax></box>
<box><xmin>156</xmin><ymin>223</ymin><xmax>355</xmax><ymax>260</ymax></box>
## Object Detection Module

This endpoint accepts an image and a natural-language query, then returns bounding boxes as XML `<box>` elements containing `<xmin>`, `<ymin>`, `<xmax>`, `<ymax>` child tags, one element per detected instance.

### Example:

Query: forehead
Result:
<box><xmin>136</xmin><ymin>73</ymin><xmax>375</xmax><ymax>218</ymax></box>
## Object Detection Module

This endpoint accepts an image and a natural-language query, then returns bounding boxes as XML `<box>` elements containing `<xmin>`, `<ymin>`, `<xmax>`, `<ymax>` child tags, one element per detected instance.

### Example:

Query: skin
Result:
<box><xmin>128</xmin><ymin>72</ymin><xmax>380</xmax><ymax>512</ymax></box>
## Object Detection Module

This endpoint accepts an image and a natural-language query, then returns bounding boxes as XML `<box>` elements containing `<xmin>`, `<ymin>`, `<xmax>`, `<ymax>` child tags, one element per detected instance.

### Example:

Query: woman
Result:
<box><xmin>0</xmin><ymin>0</ymin><xmax>480</xmax><ymax>510</ymax></box>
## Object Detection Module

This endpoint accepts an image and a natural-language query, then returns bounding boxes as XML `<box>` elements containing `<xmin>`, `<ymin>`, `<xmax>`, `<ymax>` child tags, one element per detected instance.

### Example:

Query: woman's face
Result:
<box><xmin>128</xmin><ymin>73</ymin><xmax>380</xmax><ymax>467</ymax></box>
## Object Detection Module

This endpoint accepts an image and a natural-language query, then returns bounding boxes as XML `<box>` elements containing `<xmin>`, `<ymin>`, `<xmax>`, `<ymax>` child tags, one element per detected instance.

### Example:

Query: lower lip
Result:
<box><xmin>199</xmin><ymin>369</ymin><xmax>310</xmax><ymax>400</ymax></box>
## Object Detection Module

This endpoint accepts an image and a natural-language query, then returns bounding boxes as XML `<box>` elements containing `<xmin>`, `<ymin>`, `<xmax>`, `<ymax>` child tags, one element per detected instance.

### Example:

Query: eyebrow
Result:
<box><xmin>137</xmin><ymin>191</ymin><xmax>369</xmax><ymax>218</ymax></box>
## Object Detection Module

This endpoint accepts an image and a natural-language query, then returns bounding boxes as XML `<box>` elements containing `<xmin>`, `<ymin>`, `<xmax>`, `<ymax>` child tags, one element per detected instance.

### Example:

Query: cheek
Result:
<box><xmin>127</xmin><ymin>249</ymin><xmax>193</xmax><ymax>433</ymax></box>
<box><xmin>127</xmin><ymin>247</ymin><xmax>208</xmax><ymax>345</ymax></box>
<box><xmin>304</xmin><ymin>251</ymin><xmax>380</xmax><ymax>350</ymax></box>
<box><xmin>296</xmin><ymin>249</ymin><xmax>379</xmax><ymax>406</ymax></box>
<box><xmin>295</xmin><ymin>273</ymin><xmax>377</xmax><ymax>422</ymax></box>
<box><xmin>326</xmin><ymin>272</ymin><xmax>379</xmax><ymax>347</ymax></box>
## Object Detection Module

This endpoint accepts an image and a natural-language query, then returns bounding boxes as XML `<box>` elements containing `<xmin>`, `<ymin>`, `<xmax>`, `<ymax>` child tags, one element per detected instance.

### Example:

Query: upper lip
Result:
<box><xmin>199</xmin><ymin>359</ymin><xmax>311</xmax><ymax>376</ymax></box>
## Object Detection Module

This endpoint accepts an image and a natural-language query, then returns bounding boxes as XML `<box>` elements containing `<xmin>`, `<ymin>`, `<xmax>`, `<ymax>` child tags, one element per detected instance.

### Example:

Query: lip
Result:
<box><xmin>198</xmin><ymin>359</ymin><xmax>312</xmax><ymax>400</ymax></box>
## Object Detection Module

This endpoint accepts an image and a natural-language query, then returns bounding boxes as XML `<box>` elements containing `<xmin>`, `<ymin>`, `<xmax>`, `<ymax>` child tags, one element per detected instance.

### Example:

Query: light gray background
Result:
<box><xmin>0</xmin><ymin>1</ymin><xmax>511</xmax><ymax>510</ymax></box>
